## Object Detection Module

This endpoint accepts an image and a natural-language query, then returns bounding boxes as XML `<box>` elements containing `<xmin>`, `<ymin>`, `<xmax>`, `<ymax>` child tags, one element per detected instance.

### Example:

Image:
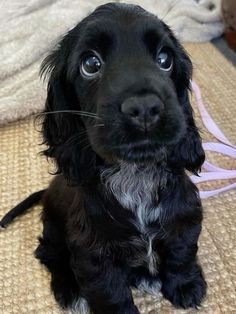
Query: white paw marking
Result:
<box><xmin>137</xmin><ymin>278</ymin><xmax>162</xmax><ymax>296</ymax></box>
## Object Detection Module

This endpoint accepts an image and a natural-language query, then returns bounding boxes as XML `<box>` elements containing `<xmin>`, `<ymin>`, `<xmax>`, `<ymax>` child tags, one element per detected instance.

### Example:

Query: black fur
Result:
<box><xmin>2</xmin><ymin>3</ymin><xmax>207</xmax><ymax>313</ymax></box>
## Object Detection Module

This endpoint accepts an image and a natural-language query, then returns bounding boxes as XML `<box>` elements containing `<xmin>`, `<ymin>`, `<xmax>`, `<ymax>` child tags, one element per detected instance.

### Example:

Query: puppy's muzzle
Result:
<box><xmin>121</xmin><ymin>94</ymin><xmax>164</xmax><ymax>132</ymax></box>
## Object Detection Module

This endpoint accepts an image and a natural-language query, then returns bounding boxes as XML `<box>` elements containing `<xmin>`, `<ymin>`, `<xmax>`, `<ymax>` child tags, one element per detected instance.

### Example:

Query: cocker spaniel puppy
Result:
<box><xmin>1</xmin><ymin>3</ymin><xmax>207</xmax><ymax>313</ymax></box>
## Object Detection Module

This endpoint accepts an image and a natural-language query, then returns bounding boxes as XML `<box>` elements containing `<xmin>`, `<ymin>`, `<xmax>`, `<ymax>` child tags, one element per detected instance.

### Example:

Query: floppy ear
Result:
<box><xmin>166</xmin><ymin>32</ymin><xmax>205</xmax><ymax>174</ymax></box>
<box><xmin>41</xmin><ymin>34</ymin><xmax>97</xmax><ymax>185</ymax></box>
<box><xmin>169</xmin><ymin>89</ymin><xmax>205</xmax><ymax>174</ymax></box>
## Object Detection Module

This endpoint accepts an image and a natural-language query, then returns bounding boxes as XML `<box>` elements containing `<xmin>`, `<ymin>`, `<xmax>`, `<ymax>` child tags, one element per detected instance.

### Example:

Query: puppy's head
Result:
<box><xmin>42</xmin><ymin>3</ymin><xmax>205</xmax><ymax>184</ymax></box>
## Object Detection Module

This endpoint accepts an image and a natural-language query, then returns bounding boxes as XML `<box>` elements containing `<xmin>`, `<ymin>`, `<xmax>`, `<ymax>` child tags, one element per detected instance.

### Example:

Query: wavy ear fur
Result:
<box><xmin>41</xmin><ymin>32</ymin><xmax>97</xmax><ymax>185</ymax></box>
<box><xmin>165</xmin><ymin>28</ymin><xmax>205</xmax><ymax>174</ymax></box>
<box><xmin>169</xmin><ymin>89</ymin><xmax>205</xmax><ymax>174</ymax></box>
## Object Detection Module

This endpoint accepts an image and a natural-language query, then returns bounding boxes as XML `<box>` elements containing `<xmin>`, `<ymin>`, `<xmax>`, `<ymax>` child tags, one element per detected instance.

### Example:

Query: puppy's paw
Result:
<box><xmin>68</xmin><ymin>297</ymin><xmax>90</xmax><ymax>314</ymax></box>
<box><xmin>161</xmin><ymin>271</ymin><xmax>207</xmax><ymax>309</ymax></box>
<box><xmin>117</xmin><ymin>304</ymin><xmax>140</xmax><ymax>314</ymax></box>
<box><xmin>51</xmin><ymin>274</ymin><xmax>79</xmax><ymax>310</ymax></box>
<box><xmin>136</xmin><ymin>278</ymin><xmax>161</xmax><ymax>296</ymax></box>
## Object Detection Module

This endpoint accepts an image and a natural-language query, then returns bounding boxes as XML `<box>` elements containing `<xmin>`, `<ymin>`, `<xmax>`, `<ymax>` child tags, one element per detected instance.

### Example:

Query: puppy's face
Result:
<box><xmin>66</xmin><ymin>4</ymin><xmax>189</xmax><ymax>162</ymax></box>
<box><xmin>42</xmin><ymin>3</ymin><xmax>204</xmax><ymax>182</ymax></box>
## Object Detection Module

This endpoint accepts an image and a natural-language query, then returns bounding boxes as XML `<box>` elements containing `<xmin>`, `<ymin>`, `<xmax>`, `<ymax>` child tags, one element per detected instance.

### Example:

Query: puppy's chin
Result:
<box><xmin>90</xmin><ymin>139</ymin><xmax>165</xmax><ymax>164</ymax></box>
<box><xmin>116</xmin><ymin>148</ymin><xmax>166</xmax><ymax>164</ymax></box>
<box><xmin>106</xmin><ymin>140</ymin><xmax>167</xmax><ymax>164</ymax></box>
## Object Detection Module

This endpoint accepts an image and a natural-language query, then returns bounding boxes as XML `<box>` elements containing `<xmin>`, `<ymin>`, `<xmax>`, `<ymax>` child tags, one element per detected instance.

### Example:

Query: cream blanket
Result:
<box><xmin>0</xmin><ymin>0</ymin><xmax>223</xmax><ymax>125</ymax></box>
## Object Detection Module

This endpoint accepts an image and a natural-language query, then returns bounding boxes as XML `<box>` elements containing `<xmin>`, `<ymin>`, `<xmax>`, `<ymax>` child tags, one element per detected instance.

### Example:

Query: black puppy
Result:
<box><xmin>1</xmin><ymin>3</ymin><xmax>207</xmax><ymax>313</ymax></box>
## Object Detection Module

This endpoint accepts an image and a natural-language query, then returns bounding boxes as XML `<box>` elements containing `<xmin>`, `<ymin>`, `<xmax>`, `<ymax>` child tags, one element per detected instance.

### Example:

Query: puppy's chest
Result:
<box><xmin>102</xmin><ymin>162</ymin><xmax>164</xmax><ymax>273</ymax></box>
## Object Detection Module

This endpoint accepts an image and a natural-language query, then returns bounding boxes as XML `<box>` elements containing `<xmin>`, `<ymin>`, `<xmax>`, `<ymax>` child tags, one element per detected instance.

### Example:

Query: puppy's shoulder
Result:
<box><xmin>43</xmin><ymin>175</ymin><xmax>79</xmax><ymax>217</ymax></box>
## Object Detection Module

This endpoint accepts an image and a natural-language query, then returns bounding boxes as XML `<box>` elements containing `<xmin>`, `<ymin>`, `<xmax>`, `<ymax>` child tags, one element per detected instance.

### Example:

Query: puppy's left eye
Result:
<box><xmin>80</xmin><ymin>53</ymin><xmax>102</xmax><ymax>78</ymax></box>
<box><xmin>156</xmin><ymin>47</ymin><xmax>173</xmax><ymax>72</ymax></box>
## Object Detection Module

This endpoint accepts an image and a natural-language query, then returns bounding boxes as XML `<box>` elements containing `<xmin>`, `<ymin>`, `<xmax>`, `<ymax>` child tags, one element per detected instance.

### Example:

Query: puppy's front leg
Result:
<box><xmin>159</xmin><ymin>223</ymin><xmax>207</xmax><ymax>309</ymax></box>
<box><xmin>70</xmin><ymin>248</ymin><xmax>139</xmax><ymax>314</ymax></box>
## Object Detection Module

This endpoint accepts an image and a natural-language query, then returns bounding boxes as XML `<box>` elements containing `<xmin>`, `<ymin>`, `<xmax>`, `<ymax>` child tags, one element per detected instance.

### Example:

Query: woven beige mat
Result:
<box><xmin>0</xmin><ymin>43</ymin><xmax>236</xmax><ymax>314</ymax></box>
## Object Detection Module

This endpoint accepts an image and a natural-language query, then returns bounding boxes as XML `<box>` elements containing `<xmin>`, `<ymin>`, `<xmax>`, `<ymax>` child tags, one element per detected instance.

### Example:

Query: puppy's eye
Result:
<box><xmin>156</xmin><ymin>47</ymin><xmax>173</xmax><ymax>72</ymax></box>
<box><xmin>81</xmin><ymin>53</ymin><xmax>102</xmax><ymax>78</ymax></box>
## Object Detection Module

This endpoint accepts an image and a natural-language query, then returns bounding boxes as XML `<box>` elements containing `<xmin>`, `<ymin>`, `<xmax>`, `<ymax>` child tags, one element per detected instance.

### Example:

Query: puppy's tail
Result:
<box><xmin>0</xmin><ymin>189</ymin><xmax>46</xmax><ymax>229</ymax></box>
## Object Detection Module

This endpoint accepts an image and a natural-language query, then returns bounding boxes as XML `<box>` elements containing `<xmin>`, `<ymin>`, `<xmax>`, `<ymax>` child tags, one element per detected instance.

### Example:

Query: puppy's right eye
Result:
<box><xmin>80</xmin><ymin>53</ymin><xmax>102</xmax><ymax>78</ymax></box>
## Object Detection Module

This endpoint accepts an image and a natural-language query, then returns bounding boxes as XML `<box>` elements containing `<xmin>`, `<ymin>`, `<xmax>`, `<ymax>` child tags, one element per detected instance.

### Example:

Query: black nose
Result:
<box><xmin>121</xmin><ymin>95</ymin><xmax>163</xmax><ymax>131</ymax></box>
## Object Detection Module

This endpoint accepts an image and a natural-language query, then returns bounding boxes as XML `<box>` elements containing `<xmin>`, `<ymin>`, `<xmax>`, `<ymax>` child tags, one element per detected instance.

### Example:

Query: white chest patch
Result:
<box><xmin>101</xmin><ymin>162</ymin><xmax>166</xmax><ymax>274</ymax></box>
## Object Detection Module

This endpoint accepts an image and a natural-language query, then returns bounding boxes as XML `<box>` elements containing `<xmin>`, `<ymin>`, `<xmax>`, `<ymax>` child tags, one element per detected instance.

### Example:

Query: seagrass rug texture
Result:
<box><xmin>0</xmin><ymin>43</ymin><xmax>236</xmax><ymax>313</ymax></box>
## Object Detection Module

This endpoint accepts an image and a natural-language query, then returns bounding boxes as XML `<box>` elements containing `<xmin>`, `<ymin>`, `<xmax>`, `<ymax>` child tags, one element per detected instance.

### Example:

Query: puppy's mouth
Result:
<box><xmin>88</xmin><ymin>111</ymin><xmax>186</xmax><ymax>164</ymax></box>
<box><xmin>110</xmin><ymin>139</ymin><xmax>167</xmax><ymax>163</ymax></box>
<box><xmin>105</xmin><ymin>120</ymin><xmax>186</xmax><ymax>163</ymax></box>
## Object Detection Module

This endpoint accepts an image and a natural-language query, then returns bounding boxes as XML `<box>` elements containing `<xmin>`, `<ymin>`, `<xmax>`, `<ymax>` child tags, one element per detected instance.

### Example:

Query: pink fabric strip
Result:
<box><xmin>203</xmin><ymin>161</ymin><xmax>233</xmax><ymax>173</ymax></box>
<box><xmin>202</xmin><ymin>143</ymin><xmax>236</xmax><ymax>157</ymax></box>
<box><xmin>193</xmin><ymin>171</ymin><xmax>236</xmax><ymax>184</ymax></box>
<box><xmin>199</xmin><ymin>183</ymin><xmax>236</xmax><ymax>199</ymax></box>
<box><xmin>191</xmin><ymin>81</ymin><xmax>235</xmax><ymax>148</ymax></box>
<box><xmin>190</xmin><ymin>81</ymin><xmax>236</xmax><ymax>198</ymax></box>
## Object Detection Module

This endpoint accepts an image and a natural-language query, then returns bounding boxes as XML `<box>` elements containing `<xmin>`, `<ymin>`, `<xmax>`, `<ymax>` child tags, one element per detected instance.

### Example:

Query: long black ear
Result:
<box><xmin>165</xmin><ymin>28</ymin><xmax>205</xmax><ymax>174</ymax></box>
<box><xmin>169</xmin><ymin>89</ymin><xmax>205</xmax><ymax>174</ymax></box>
<box><xmin>40</xmin><ymin>33</ymin><xmax>97</xmax><ymax>185</ymax></box>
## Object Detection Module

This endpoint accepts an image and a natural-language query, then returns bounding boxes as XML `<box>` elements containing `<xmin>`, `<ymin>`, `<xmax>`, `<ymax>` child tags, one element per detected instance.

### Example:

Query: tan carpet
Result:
<box><xmin>0</xmin><ymin>43</ymin><xmax>236</xmax><ymax>313</ymax></box>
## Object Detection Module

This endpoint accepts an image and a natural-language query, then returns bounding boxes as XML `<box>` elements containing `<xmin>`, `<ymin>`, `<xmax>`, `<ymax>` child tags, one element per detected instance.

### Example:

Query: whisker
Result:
<box><xmin>49</xmin><ymin>123</ymin><xmax>106</xmax><ymax>148</ymax></box>
<box><xmin>42</xmin><ymin>110</ymin><xmax>99</xmax><ymax>116</ymax></box>
<box><xmin>37</xmin><ymin>110</ymin><xmax>101</xmax><ymax>120</ymax></box>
